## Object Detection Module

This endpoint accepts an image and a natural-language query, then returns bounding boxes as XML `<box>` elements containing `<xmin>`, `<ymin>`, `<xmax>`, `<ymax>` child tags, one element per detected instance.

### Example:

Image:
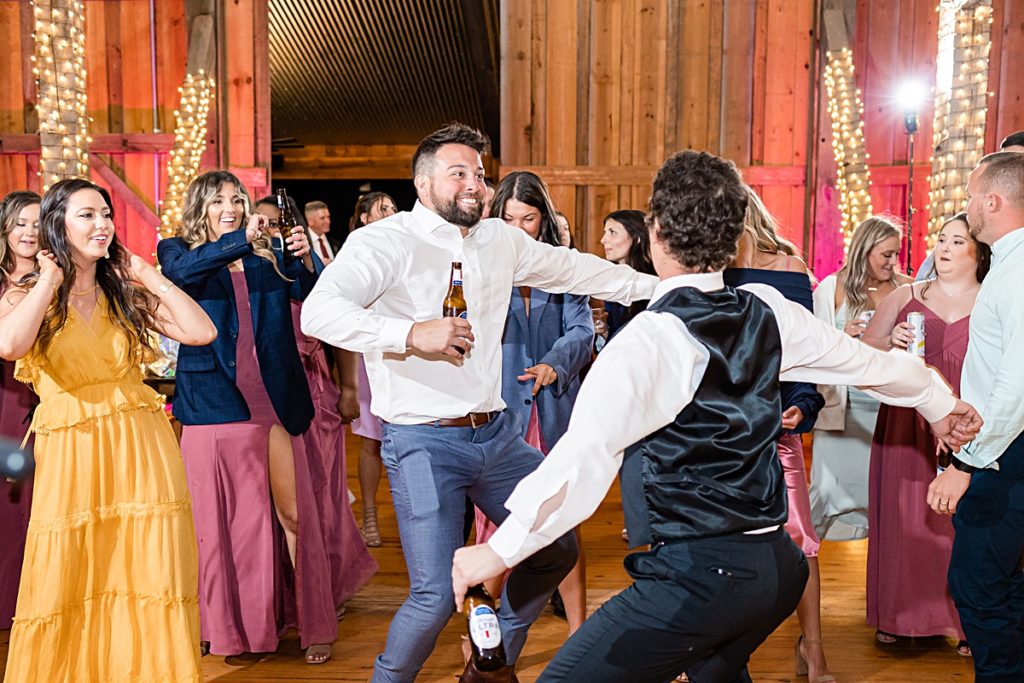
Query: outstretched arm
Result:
<box><xmin>453</xmin><ymin>310</ymin><xmax>706</xmax><ymax>608</ymax></box>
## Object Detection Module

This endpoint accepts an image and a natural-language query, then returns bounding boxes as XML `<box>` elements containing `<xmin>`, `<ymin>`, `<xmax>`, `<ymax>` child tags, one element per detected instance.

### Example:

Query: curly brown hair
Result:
<box><xmin>648</xmin><ymin>151</ymin><xmax>748</xmax><ymax>272</ymax></box>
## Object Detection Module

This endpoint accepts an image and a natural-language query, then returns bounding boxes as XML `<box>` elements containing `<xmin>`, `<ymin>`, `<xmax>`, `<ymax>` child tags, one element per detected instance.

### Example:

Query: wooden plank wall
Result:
<box><xmin>0</xmin><ymin>0</ymin><xmax>269</xmax><ymax>262</ymax></box>
<box><xmin>501</xmin><ymin>0</ymin><xmax>1024</xmax><ymax>274</ymax></box>
<box><xmin>500</xmin><ymin>0</ymin><xmax>816</xmax><ymax>258</ymax></box>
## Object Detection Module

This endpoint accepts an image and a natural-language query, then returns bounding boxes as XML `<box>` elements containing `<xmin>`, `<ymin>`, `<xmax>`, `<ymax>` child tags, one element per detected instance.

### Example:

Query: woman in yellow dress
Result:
<box><xmin>0</xmin><ymin>179</ymin><xmax>216</xmax><ymax>682</ymax></box>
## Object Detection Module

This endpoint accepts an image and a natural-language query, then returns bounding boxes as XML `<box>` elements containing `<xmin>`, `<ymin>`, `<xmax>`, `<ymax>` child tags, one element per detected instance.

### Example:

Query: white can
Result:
<box><xmin>857</xmin><ymin>310</ymin><xmax>875</xmax><ymax>324</ymax></box>
<box><xmin>907</xmin><ymin>311</ymin><xmax>926</xmax><ymax>357</ymax></box>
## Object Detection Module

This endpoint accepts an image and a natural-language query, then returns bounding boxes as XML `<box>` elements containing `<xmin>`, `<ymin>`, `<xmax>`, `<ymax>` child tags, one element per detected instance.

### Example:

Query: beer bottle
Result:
<box><xmin>463</xmin><ymin>584</ymin><xmax>506</xmax><ymax>672</ymax></box>
<box><xmin>275</xmin><ymin>188</ymin><xmax>298</xmax><ymax>264</ymax></box>
<box><xmin>443</xmin><ymin>261</ymin><xmax>468</xmax><ymax>319</ymax></box>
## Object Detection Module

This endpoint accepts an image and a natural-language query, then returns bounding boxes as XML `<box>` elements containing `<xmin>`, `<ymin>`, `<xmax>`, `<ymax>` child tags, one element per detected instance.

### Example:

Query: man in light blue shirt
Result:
<box><xmin>932</xmin><ymin>151</ymin><xmax>1024</xmax><ymax>682</ymax></box>
<box><xmin>914</xmin><ymin>132</ymin><xmax>1024</xmax><ymax>282</ymax></box>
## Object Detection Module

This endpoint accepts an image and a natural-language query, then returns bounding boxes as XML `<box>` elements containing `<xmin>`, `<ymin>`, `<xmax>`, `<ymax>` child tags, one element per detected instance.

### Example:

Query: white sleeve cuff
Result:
<box><xmin>379</xmin><ymin>318</ymin><xmax>414</xmax><ymax>353</ymax></box>
<box><xmin>915</xmin><ymin>369</ymin><xmax>958</xmax><ymax>424</ymax></box>
<box><xmin>486</xmin><ymin>515</ymin><xmax>533</xmax><ymax>568</ymax></box>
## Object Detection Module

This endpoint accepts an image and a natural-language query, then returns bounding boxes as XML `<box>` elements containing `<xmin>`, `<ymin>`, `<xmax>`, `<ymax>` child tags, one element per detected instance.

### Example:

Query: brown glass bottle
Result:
<box><xmin>443</xmin><ymin>261</ymin><xmax>468</xmax><ymax>319</ymax></box>
<box><xmin>275</xmin><ymin>188</ymin><xmax>298</xmax><ymax>264</ymax></box>
<box><xmin>463</xmin><ymin>584</ymin><xmax>506</xmax><ymax>672</ymax></box>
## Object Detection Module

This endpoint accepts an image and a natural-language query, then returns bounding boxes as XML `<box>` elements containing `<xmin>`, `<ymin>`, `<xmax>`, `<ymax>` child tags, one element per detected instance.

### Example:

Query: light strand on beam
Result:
<box><xmin>824</xmin><ymin>47</ymin><xmax>873</xmax><ymax>256</ymax></box>
<box><xmin>31</xmin><ymin>0</ymin><xmax>90</xmax><ymax>191</ymax></box>
<box><xmin>927</xmin><ymin>1</ymin><xmax>992</xmax><ymax>246</ymax></box>
<box><xmin>159</xmin><ymin>71</ymin><xmax>215</xmax><ymax>239</ymax></box>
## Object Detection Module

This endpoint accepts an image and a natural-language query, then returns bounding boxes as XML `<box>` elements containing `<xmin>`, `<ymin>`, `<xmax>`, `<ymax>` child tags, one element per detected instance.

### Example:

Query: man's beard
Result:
<box><xmin>431</xmin><ymin>188</ymin><xmax>482</xmax><ymax>228</ymax></box>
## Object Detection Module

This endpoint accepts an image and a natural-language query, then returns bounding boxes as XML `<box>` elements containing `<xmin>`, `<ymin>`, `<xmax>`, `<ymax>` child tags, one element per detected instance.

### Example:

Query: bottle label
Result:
<box><xmin>453</xmin><ymin>279</ymin><xmax>463</xmax><ymax>286</ymax></box>
<box><xmin>469</xmin><ymin>605</ymin><xmax>501</xmax><ymax>649</ymax></box>
<box><xmin>458</xmin><ymin>311</ymin><xmax>467</xmax><ymax>319</ymax></box>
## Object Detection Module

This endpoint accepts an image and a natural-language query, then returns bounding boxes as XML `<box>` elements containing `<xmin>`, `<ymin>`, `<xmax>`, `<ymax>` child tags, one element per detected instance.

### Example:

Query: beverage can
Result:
<box><xmin>907</xmin><ymin>311</ymin><xmax>926</xmax><ymax>357</ymax></box>
<box><xmin>857</xmin><ymin>310</ymin><xmax>874</xmax><ymax>324</ymax></box>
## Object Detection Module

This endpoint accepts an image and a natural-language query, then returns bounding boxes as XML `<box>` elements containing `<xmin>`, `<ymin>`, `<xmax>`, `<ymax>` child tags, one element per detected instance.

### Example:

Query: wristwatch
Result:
<box><xmin>950</xmin><ymin>455</ymin><xmax>977</xmax><ymax>474</ymax></box>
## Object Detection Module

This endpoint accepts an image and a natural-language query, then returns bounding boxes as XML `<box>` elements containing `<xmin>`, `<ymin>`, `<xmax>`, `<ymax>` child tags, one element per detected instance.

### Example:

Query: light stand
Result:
<box><xmin>903</xmin><ymin>110</ymin><xmax>919</xmax><ymax>276</ymax></box>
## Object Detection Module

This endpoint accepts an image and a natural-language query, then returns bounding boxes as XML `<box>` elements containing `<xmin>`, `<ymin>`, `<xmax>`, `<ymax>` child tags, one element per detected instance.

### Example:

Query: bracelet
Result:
<box><xmin>950</xmin><ymin>455</ymin><xmax>977</xmax><ymax>475</ymax></box>
<box><xmin>36</xmin><ymin>278</ymin><xmax>58</xmax><ymax>295</ymax></box>
<box><xmin>157</xmin><ymin>280</ymin><xmax>173</xmax><ymax>295</ymax></box>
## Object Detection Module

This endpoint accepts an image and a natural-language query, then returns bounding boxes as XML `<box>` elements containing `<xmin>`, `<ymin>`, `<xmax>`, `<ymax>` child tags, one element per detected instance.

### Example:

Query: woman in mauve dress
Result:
<box><xmin>158</xmin><ymin>171</ymin><xmax>337</xmax><ymax>665</ymax></box>
<box><xmin>861</xmin><ymin>213</ymin><xmax>988</xmax><ymax>655</ymax></box>
<box><xmin>253</xmin><ymin>195</ymin><xmax>378</xmax><ymax>613</ymax></box>
<box><xmin>0</xmin><ymin>190</ymin><xmax>40</xmax><ymax>630</ymax></box>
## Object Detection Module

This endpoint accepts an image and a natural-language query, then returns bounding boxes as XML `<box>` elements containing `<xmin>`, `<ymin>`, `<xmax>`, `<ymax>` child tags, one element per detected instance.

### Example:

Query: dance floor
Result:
<box><xmin>0</xmin><ymin>433</ymin><xmax>975</xmax><ymax>682</ymax></box>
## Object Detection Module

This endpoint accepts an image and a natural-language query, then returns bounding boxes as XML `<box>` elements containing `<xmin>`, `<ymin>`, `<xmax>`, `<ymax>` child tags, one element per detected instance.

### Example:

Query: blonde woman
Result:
<box><xmin>158</xmin><ymin>170</ymin><xmax>338</xmax><ymax>664</ymax></box>
<box><xmin>810</xmin><ymin>216</ymin><xmax>911</xmax><ymax>542</ymax></box>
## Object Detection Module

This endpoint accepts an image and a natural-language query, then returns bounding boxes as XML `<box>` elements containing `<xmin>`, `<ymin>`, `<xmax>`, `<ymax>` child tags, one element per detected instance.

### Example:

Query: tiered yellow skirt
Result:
<box><xmin>4</xmin><ymin>383</ymin><xmax>201</xmax><ymax>683</ymax></box>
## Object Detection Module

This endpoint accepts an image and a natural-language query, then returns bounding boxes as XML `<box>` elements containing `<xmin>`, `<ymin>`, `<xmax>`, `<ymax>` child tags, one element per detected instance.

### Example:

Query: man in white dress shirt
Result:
<box><xmin>933</xmin><ymin>151</ymin><xmax>1024</xmax><ymax>682</ymax></box>
<box><xmin>451</xmin><ymin>150</ymin><xmax>982</xmax><ymax>682</ymax></box>
<box><xmin>300</xmin><ymin>123</ymin><xmax>657</xmax><ymax>682</ymax></box>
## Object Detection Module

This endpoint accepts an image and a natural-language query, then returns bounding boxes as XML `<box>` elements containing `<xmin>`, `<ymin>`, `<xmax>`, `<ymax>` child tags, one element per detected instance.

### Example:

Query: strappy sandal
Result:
<box><xmin>875</xmin><ymin>630</ymin><xmax>899</xmax><ymax>644</ymax></box>
<box><xmin>956</xmin><ymin>640</ymin><xmax>972</xmax><ymax>657</ymax></box>
<box><xmin>305</xmin><ymin>643</ymin><xmax>332</xmax><ymax>665</ymax></box>
<box><xmin>362</xmin><ymin>506</ymin><xmax>382</xmax><ymax>547</ymax></box>
<box><xmin>796</xmin><ymin>635</ymin><xmax>837</xmax><ymax>682</ymax></box>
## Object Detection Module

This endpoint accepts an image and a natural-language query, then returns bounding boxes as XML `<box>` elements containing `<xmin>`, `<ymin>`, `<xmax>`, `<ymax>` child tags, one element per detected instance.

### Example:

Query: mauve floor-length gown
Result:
<box><xmin>867</xmin><ymin>297</ymin><xmax>968</xmax><ymax>639</ymax></box>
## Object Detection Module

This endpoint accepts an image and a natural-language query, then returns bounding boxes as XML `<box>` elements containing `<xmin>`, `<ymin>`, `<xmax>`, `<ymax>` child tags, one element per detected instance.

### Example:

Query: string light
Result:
<box><xmin>32</xmin><ymin>0</ymin><xmax>90</xmax><ymax>191</ymax></box>
<box><xmin>159</xmin><ymin>71</ymin><xmax>215</xmax><ymax>239</ymax></box>
<box><xmin>824</xmin><ymin>47</ymin><xmax>873</xmax><ymax>255</ymax></box>
<box><xmin>927</xmin><ymin>1</ymin><xmax>992</xmax><ymax>247</ymax></box>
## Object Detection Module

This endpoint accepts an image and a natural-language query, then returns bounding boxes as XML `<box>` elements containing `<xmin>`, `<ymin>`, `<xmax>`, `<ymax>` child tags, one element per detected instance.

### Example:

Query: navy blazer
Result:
<box><xmin>501</xmin><ymin>288</ymin><xmax>594</xmax><ymax>449</ymax></box>
<box><xmin>157</xmin><ymin>229</ymin><xmax>321</xmax><ymax>435</ymax></box>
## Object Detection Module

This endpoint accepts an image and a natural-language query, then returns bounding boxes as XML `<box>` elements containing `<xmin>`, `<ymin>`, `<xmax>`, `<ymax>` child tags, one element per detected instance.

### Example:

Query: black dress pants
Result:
<box><xmin>537</xmin><ymin>528</ymin><xmax>808</xmax><ymax>683</ymax></box>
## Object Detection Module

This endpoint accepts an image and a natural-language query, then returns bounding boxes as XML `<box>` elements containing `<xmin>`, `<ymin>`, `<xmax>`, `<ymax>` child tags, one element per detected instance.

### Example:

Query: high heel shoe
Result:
<box><xmin>362</xmin><ymin>506</ymin><xmax>382</xmax><ymax>547</ymax></box>
<box><xmin>795</xmin><ymin>635</ymin><xmax>837</xmax><ymax>682</ymax></box>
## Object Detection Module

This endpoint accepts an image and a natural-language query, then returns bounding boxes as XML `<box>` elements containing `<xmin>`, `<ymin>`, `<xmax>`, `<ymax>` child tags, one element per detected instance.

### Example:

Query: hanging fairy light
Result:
<box><xmin>927</xmin><ymin>1</ymin><xmax>992</xmax><ymax>246</ymax></box>
<box><xmin>31</xmin><ymin>0</ymin><xmax>90</xmax><ymax>191</ymax></box>
<box><xmin>824</xmin><ymin>47</ymin><xmax>873</xmax><ymax>256</ymax></box>
<box><xmin>159</xmin><ymin>70</ymin><xmax>215</xmax><ymax>239</ymax></box>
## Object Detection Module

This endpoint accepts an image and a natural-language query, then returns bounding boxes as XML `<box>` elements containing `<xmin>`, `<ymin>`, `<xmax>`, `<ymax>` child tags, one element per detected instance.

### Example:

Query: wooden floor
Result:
<box><xmin>1</xmin><ymin>433</ymin><xmax>975</xmax><ymax>682</ymax></box>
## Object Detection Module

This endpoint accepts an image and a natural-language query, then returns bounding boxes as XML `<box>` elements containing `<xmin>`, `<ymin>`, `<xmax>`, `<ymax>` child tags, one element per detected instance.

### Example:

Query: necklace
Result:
<box><xmin>71</xmin><ymin>284</ymin><xmax>98</xmax><ymax>296</ymax></box>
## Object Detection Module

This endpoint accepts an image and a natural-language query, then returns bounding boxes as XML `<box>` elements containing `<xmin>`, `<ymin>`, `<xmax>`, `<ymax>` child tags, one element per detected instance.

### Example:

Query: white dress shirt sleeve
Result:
<box><xmin>960</xmin><ymin>283</ymin><xmax>1024</xmax><ymax>468</ymax></box>
<box><xmin>506</xmin><ymin>225</ymin><xmax>659</xmax><ymax>304</ymax></box>
<box><xmin>487</xmin><ymin>281</ymin><xmax>960</xmax><ymax>568</ymax></box>
<box><xmin>742</xmin><ymin>283</ymin><xmax>957</xmax><ymax>422</ymax></box>
<box><xmin>487</xmin><ymin>311</ymin><xmax>707</xmax><ymax>567</ymax></box>
<box><xmin>300</xmin><ymin>226</ymin><xmax>414</xmax><ymax>353</ymax></box>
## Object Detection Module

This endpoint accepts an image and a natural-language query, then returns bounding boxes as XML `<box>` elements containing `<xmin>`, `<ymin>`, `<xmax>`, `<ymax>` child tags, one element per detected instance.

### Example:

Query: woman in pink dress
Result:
<box><xmin>254</xmin><ymin>195</ymin><xmax>378</xmax><ymax>613</ymax></box>
<box><xmin>0</xmin><ymin>191</ymin><xmax>40</xmax><ymax>629</ymax></box>
<box><xmin>724</xmin><ymin>187</ymin><xmax>832</xmax><ymax>683</ymax></box>
<box><xmin>348</xmin><ymin>192</ymin><xmax>397</xmax><ymax>547</ymax></box>
<box><xmin>158</xmin><ymin>171</ymin><xmax>337</xmax><ymax>664</ymax></box>
<box><xmin>862</xmin><ymin>213</ymin><xmax>990</xmax><ymax>656</ymax></box>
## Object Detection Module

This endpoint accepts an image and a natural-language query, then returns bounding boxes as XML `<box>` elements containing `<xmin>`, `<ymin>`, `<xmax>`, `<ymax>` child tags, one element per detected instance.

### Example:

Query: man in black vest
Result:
<box><xmin>451</xmin><ymin>150</ymin><xmax>982</xmax><ymax>683</ymax></box>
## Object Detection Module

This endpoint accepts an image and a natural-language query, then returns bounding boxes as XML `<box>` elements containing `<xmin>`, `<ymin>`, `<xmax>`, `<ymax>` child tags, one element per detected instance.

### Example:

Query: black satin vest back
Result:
<box><xmin>621</xmin><ymin>285</ymin><xmax>787</xmax><ymax>545</ymax></box>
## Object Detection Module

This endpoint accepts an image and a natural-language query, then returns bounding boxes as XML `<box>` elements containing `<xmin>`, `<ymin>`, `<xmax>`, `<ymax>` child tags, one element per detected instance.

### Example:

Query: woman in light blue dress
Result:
<box><xmin>810</xmin><ymin>216</ymin><xmax>911</xmax><ymax>541</ymax></box>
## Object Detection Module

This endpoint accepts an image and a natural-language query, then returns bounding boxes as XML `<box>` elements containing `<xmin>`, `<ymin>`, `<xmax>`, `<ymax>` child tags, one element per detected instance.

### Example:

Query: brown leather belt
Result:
<box><xmin>428</xmin><ymin>411</ymin><xmax>497</xmax><ymax>428</ymax></box>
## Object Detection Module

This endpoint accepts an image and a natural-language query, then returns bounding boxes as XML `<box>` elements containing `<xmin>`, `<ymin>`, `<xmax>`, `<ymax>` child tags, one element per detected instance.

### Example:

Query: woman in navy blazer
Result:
<box><xmin>158</xmin><ymin>171</ymin><xmax>337</xmax><ymax>664</ymax></box>
<box><xmin>479</xmin><ymin>171</ymin><xmax>595</xmax><ymax>635</ymax></box>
